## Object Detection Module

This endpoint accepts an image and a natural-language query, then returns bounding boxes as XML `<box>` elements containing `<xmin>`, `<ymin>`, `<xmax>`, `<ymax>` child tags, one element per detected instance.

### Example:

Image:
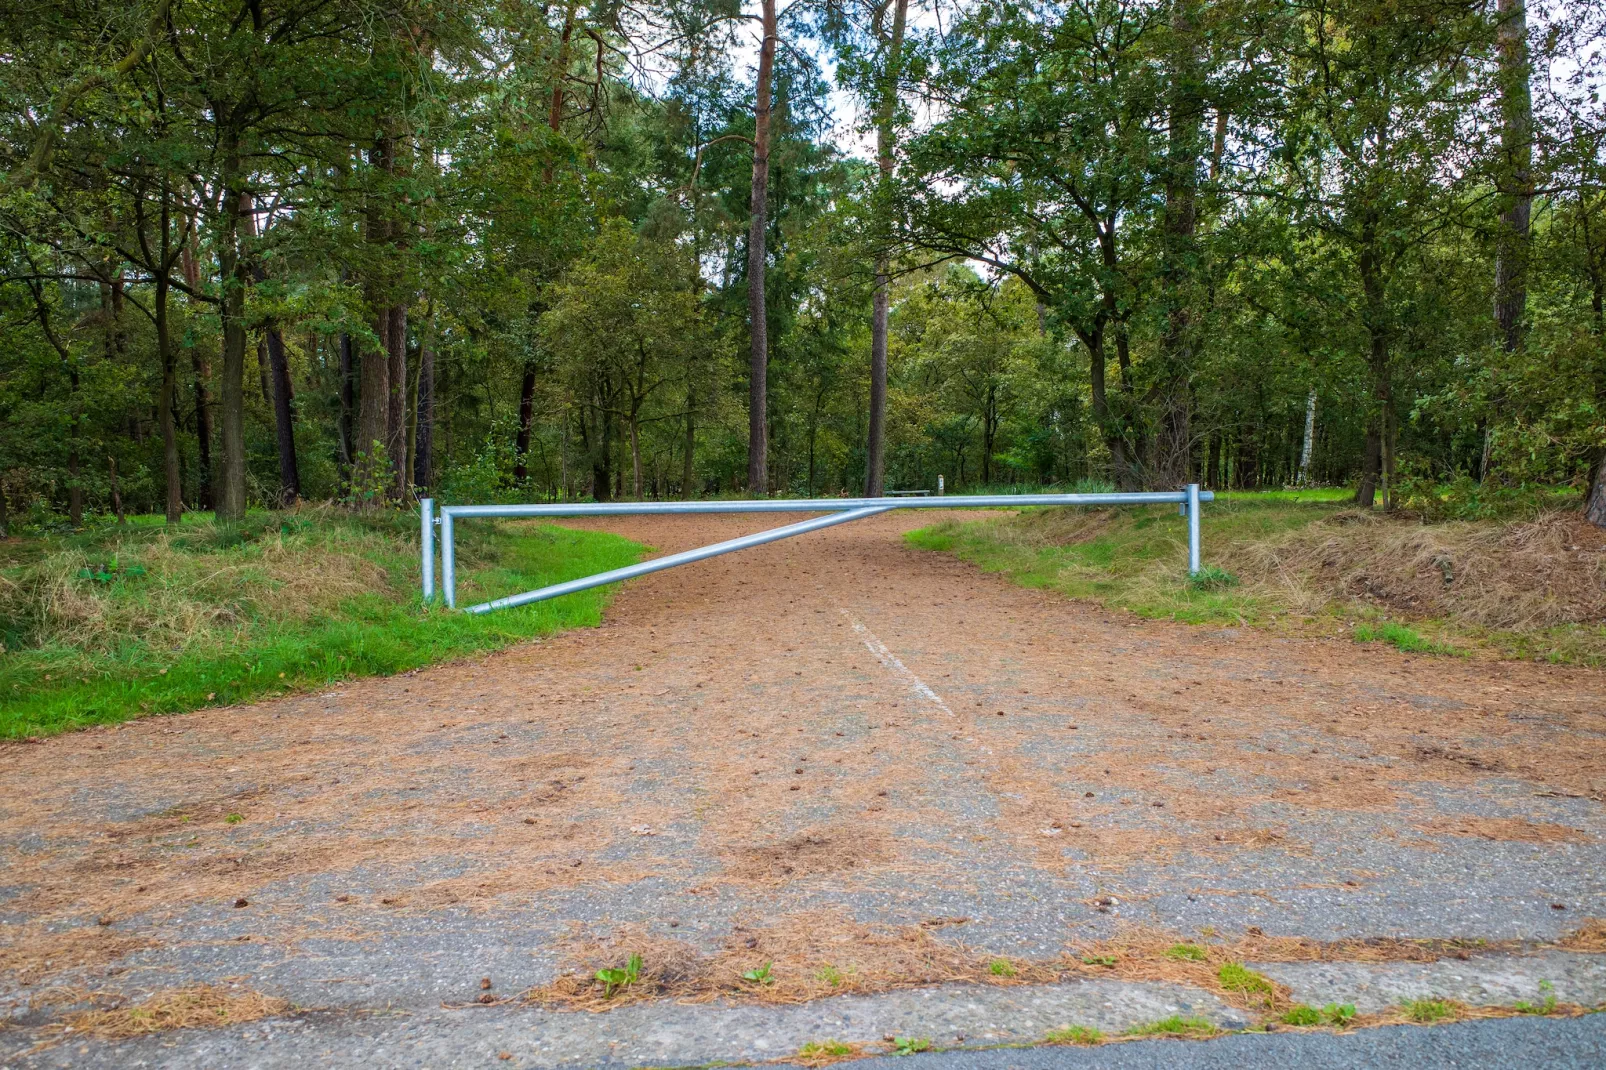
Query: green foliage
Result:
<box><xmin>1165</xmin><ymin>943</ymin><xmax>1208</xmax><ymax>962</ymax></box>
<box><xmin>988</xmin><ymin>957</ymin><xmax>1017</xmax><ymax>977</ymax></box>
<box><xmin>815</xmin><ymin>966</ymin><xmax>843</xmax><ymax>987</ymax></box>
<box><xmin>1187</xmin><ymin>566</ymin><xmax>1238</xmax><ymax>592</ymax></box>
<box><xmin>1352</xmin><ymin>621</ymin><xmax>1460</xmax><ymax>656</ymax></box>
<box><xmin>890</xmin><ymin>1036</ymin><xmax>931</xmax><ymax>1056</ymax></box>
<box><xmin>1279</xmin><ymin>1005</ymin><xmax>1322</xmax><ymax>1026</ymax></box>
<box><xmin>1217</xmin><ymin>962</ymin><xmax>1276</xmax><ymax>1006</ymax></box>
<box><xmin>1401</xmin><ymin>997</ymin><xmax>1458</xmax><ymax>1023</ymax></box>
<box><xmin>797</xmin><ymin>1040</ymin><xmax>854</xmax><ymax>1060</ymax></box>
<box><xmin>595</xmin><ymin>953</ymin><xmax>643</xmax><ymax>998</ymax></box>
<box><xmin>740</xmin><ymin>961</ymin><xmax>773</xmax><ymax>986</ymax></box>
<box><xmin>1043</xmin><ymin>1025</ymin><xmax>1103</xmax><ymax>1045</ymax></box>
<box><xmin>1322</xmin><ymin>1003</ymin><xmax>1358</xmax><ymax>1027</ymax></box>
<box><xmin>1125</xmin><ymin>1015</ymin><xmax>1217</xmax><ymax>1037</ymax></box>
<box><xmin>1080</xmin><ymin>954</ymin><xmax>1119</xmax><ymax>968</ymax></box>
<box><xmin>1514</xmin><ymin>980</ymin><xmax>1558</xmax><ymax>1015</ymax></box>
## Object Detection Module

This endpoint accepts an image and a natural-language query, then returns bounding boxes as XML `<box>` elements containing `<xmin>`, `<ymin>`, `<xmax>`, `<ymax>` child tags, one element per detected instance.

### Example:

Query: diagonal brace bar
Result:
<box><xmin>461</xmin><ymin>505</ymin><xmax>896</xmax><ymax>615</ymax></box>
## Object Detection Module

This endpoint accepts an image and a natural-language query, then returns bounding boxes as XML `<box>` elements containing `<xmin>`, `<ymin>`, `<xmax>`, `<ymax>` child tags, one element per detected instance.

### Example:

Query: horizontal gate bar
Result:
<box><xmin>460</xmin><ymin>505</ymin><xmax>897</xmax><ymax>614</ymax></box>
<box><xmin>441</xmin><ymin>490</ymin><xmax>1210</xmax><ymax>520</ymax></box>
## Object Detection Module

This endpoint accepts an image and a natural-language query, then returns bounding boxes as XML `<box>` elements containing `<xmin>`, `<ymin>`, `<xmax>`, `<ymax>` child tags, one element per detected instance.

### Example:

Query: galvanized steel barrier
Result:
<box><xmin>421</xmin><ymin>485</ymin><xmax>1211</xmax><ymax>614</ymax></box>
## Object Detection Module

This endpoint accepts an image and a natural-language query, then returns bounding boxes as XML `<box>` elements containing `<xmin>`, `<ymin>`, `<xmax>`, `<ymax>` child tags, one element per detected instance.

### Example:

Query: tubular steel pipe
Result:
<box><xmin>421</xmin><ymin>498</ymin><xmax>435</xmax><ymax>602</ymax></box>
<box><xmin>441</xmin><ymin>491</ymin><xmax>1209</xmax><ymax>520</ymax></box>
<box><xmin>461</xmin><ymin>505</ymin><xmax>896</xmax><ymax>615</ymax></box>
<box><xmin>1187</xmin><ymin>483</ymin><xmax>1202</xmax><ymax>575</ymax></box>
<box><xmin>440</xmin><ymin>509</ymin><xmax>457</xmax><ymax>609</ymax></box>
<box><xmin>428</xmin><ymin>489</ymin><xmax>1215</xmax><ymax>613</ymax></box>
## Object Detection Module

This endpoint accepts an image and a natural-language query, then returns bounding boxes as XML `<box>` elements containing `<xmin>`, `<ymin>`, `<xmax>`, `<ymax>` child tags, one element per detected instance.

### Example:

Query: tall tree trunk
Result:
<box><xmin>155</xmin><ymin>219</ymin><xmax>181</xmax><ymax>522</ymax></box>
<box><xmin>746</xmin><ymin>0</ymin><xmax>777</xmax><ymax>494</ymax></box>
<box><xmin>337</xmin><ymin>329</ymin><xmax>355</xmax><ymax>471</ymax></box>
<box><xmin>1297</xmin><ymin>389</ymin><xmax>1317</xmax><ymax>486</ymax></box>
<box><xmin>682</xmin><ymin>380</ymin><xmax>697</xmax><ymax>499</ymax></box>
<box><xmin>1154</xmin><ymin>0</ymin><xmax>1204</xmax><ymax>489</ymax></box>
<box><xmin>1493</xmin><ymin>0</ymin><xmax>1532</xmax><ymax>355</ymax></box>
<box><xmin>182</xmin><ymin>223</ymin><xmax>215</xmax><ymax>510</ymax></box>
<box><xmin>865</xmin><ymin>0</ymin><xmax>909</xmax><ymax>498</ymax></box>
<box><xmin>414</xmin><ymin>312</ymin><xmax>435</xmax><ymax>491</ymax></box>
<box><xmin>215</xmin><ymin>130</ymin><xmax>249</xmax><ymax>523</ymax></box>
<box><xmin>515</xmin><ymin>362</ymin><xmax>537</xmax><ymax>483</ymax></box>
<box><xmin>242</xmin><ymin>194</ymin><xmax>301</xmax><ymax>505</ymax></box>
<box><xmin>386</xmin><ymin>302</ymin><xmax>407</xmax><ymax>499</ymax></box>
<box><xmin>356</xmin><ymin>136</ymin><xmax>394</xmax><ymax>501</ymax></box>
<box><xmin>629</xmin><ymin>413</ymin><xmax>643</xmax><ymax>498</ymax></box>
<box><xmin>1588</xmin><ymin>454</ymin><xmax>1606</xmax><ymax>527</ymax></box>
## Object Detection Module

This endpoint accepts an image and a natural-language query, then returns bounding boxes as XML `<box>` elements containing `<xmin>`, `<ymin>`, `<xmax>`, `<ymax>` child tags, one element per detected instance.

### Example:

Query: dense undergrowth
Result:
<box><xmin>908</xmin><ymin>488</ymin><xmax>1606</xmax><ymax>666</ymax></box>
<box><xmin>0</xmin><ymin>506</ymin><xmax>642</xmax><ymax>737</ymax></box>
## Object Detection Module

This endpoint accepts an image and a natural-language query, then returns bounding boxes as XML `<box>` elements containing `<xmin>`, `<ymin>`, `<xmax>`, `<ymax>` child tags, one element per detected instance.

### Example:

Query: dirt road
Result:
<box><xmin>2</xmin><ymin>510</ymin><xmax>1603</xmax><ymax>1066</ymax></box>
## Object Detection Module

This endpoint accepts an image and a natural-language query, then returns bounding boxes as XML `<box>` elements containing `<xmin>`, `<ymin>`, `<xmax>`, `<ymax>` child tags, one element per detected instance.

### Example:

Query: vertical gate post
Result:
<box><xmin>421</xmin><ymin>498</ymin><xmax>435</xmax><ymax>602</ymax></box>
<box><xmin>440</xmin><ymin>508</ymin><xmax>457</xmax><ymax>609</ymax></box>
<box><xmin>1187</xmin><ymin>483</ymin><xmax>1202</xmax><ymax>575</ymax></box>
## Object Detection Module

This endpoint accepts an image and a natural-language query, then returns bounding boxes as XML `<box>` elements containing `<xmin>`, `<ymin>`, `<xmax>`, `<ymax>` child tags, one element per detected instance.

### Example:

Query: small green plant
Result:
<box><xmin>224</xmin><ymin>813</ymin><xmax>244</xmax><ymax>825</ymax></box>
<box><xmin>1166</xmin><ymin>943</ymin><xmax>1208</xmax><ymax>962</ymax></box>
<box><xmin>891</xmin><ymin>1036</ymin><xmax>932</xmax><ymax>1055</ymax></box>
<box><xmin>797</xmin><ymin>1039</ymin><xmax>855</xmax><ymax>1063</ymax></box>
<box><xmin>1186</xmin><ymin>565</ymin><xmax>1238</xmax><ymax>592</ymax></box>
<box><xmin>815</xmin><ymin>965</ymin><xmax>843</xmax><ymax>987</ymax></box>
<box><xmin>1217</xmin><ymin>961</ymin><xmax>1275</xmax><ymax>1005</ymax></box>
<box><xmin>595</xmin><ymin>952</ymin><xmax>642</xmax><ymax>998</ymax></box>
<box><xmin>1322</xmin><ymin>1002</ymin><xmax>1358</xmax><ymax>1027</ymax></box>
<box><xmin>1081</xmin><ymin>954</ymin><xmax>1118</xmax><ymax>967</ymax></box>
<box><xmin>1044</xmin><ymin>1025</ymin><xmax>1103</xmax><ymax>1045</ymax></box>
<box><xmin>1515</xmin><ymin>980</ymin><xmax>1558</xmax><ymax>1015</ymax></box>
<box><xmin>989</xmin><ymin>957</ymin><xmax>1017</xmax><ymax>977</ymax></box>
<box><xmin>741</xmin><ymin>961</ymin><xmax>773</xmax><ymax>985</ymax></box>
<box><xmin>1402</xmin><ymin>997</ymin><xmax>1458</xmax><ymax>1023</ymax></box>
<box><xmin>1125</xmin><ymin>1015</ymin><xmax>1216</xmax><ymax>1037</ymax></box>
<box><xmin>1279</xmin><ymin>1005</ymin><xmax>1321</xmax><ymax>1026</ymax></box>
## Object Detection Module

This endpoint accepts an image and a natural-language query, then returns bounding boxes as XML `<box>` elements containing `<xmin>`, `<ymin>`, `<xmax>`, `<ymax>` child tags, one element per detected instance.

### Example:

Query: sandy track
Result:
<box><xmin>1</xmin><ymin>510</ymin><xmax>1604</xmax><ymax>1053</ymax></box>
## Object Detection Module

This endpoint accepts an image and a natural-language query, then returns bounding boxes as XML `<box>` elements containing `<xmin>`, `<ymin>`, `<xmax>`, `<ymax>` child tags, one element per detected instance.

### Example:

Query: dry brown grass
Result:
<box><xmin>1236</xmin><ymin>509</ymin><xmax>1606</xmax><ymax>631</ymax></box>
<box><xmin>525</xmin><ymin>909</ymin><xmax>1061</xmax><ymax>1010</ymax></box>
<box><xmin>0</xmin><ymin>505</ymin><xmax>394</xmax><ymax>659</ymax></box>
<box><xmin>62</xmin><ymin>984</ymin><xmax>290</xmax><ymax>1039</ymax></box>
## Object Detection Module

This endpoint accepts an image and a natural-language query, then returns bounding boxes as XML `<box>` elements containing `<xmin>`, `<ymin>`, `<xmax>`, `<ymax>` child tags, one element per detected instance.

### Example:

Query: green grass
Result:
<box><xmin>1401</xmin><ymin>997</ymin><xmax>1460</xmax><ymax>1023</ymax></box>
<box><xmin>1217</xmin><ymin>962</ymin><xmax>1276</xmax><ymax>1006</ymax></box>
<box><xmin>989</xmin><ymin>957</ymin><xmax>1017</xmax><ymax>977</ymax></box>
<box><xmin>1165</xmin><ymin>943</ymin><xmax>1209</xmax><ymax>962</ymax></box>
<box><xmin>1124</xmin><ymin>1015</ymin><xmax>1217</xmax><ymax>1038</ymax></box>
<box><xmin>0</xmin><ymin>508</ymin><xmax>643</xmax><ymax>738</ymax></box>
<box><xmin>1279</xmin><ymin>1005</ymin><xmax>1323</xmax><ymax>1026</ymax></box>
<box><xmin>1353</xmin><ymin>620</ymin><xmax>1461</xmax><ymax>656</ymax></box>
<box><xmin>1043</xmin><ymin>1025</ymin><xmax>1104</xmax><ymax>1045</ymax></box>
<box><xmin>904</xmin><ymin>492</ymin><xmax>1328</xmax><ymax>628</ymax></box>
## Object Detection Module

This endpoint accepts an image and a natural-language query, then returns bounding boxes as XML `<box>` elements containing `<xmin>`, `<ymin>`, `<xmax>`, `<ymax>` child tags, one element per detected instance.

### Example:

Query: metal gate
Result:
<box><xmin>421</xmin><ymin>486</ymin><xmax>1211</xmax><ymax>614</ymax></box>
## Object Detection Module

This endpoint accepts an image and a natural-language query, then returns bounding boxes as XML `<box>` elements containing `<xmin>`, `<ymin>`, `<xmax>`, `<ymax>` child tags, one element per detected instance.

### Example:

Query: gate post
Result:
<box><xmin>440</xmin><ymin>508</ymin><xmax>457</xmax><ymax>609</ymax></box>
<box><xmin>1186</xmin><ymin>483</ymin><xmax>1201</xmax><ymax>575</ymax></box>
<box><xmin>421</xmin><ymin>498</ymin><xmax>435</xmax><ymax>602</ymax></box>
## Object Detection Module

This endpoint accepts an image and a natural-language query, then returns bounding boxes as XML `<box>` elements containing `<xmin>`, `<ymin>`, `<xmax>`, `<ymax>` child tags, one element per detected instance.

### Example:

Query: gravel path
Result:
<box><xmin>1</xmin><ymin>510</ymin><xmax>1603</xmax><ymax>1066</ymax></box>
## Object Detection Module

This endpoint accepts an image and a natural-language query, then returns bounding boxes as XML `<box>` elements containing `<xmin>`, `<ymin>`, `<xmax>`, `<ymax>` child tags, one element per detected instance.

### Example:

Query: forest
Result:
<box><xmin>2</xmin><ymin>0</ymin><xmax>1605</xmax><ymax>527</ymax></box>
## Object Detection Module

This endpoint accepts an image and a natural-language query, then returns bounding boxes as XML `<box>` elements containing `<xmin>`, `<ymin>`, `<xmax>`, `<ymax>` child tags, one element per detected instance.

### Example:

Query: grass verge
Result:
<box><xmin>0</xmin><ymin>506</ymin><xmax>643</xmax><ymax>737</ymax></box>
<box><xmin>906</xmin><ymin>491</ymin><xmax>1606</xmax><ymax>665</ymax></box>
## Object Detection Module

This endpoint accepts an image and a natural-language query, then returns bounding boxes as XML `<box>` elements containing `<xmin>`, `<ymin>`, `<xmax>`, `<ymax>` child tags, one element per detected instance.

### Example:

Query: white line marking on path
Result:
<box><xmin>840</xmin><ymin>610</ymin><xmax>953</xmax><ymax>715</ymax></box>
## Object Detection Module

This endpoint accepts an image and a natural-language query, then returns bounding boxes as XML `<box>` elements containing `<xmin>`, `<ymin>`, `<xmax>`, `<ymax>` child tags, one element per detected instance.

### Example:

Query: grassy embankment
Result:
<box><xmin>907</xmin><ymin>487</ymin><xmax>1606</xmax><ymax>665</ymax></box>
<box><xmin>0</xmin><ymin>507</ymin><xmax>643</xmax><ymax>738</ymax></box>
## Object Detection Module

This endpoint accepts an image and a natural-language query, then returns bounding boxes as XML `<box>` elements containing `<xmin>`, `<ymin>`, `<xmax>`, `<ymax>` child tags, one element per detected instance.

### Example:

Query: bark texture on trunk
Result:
<box><xmin>414</xmin><ymin>322</ymin><xmax>435</xmax><ymax>491</ymax></box>
<box><xmin>1493</xmin><ymin>0</ymin><xmax>1532</xmax><ymax>355</ymax></box>
<box><xmin>865</xmin><ymin>0</ymin><xmax>909</xmax><ymax>498</ymax></box>
<box><xmin>181</xmin><ymin>225</ymin><xmax>214</xmax><ymax>510</ymax></box>
<box><xmin>242</xmin><ymin>194</ymin><xmax>301</xmax><ymax>505</ymax></box>
<box><xmin>355</xmin><ymin>137</ymin><xmax>395</xmax><ymax>500</ymax></box>
<box><xmin>215</xmin><ymin>135</ymin><xmax>249</xmax><ymax>523</ymax></box>
<box><xmin>386</xmin><ymin>302</ymin><xmax>407</xmax><ymax>499</ymax></box>
<box><xmin>746</xmin><ymin>0</ymin><xmax>777</xmax><ymax>494</ymax></box>
<box><xmin>156</xmin><ymin>256</ymin><xmax>182</xmax><ymax>521</ymax></box>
